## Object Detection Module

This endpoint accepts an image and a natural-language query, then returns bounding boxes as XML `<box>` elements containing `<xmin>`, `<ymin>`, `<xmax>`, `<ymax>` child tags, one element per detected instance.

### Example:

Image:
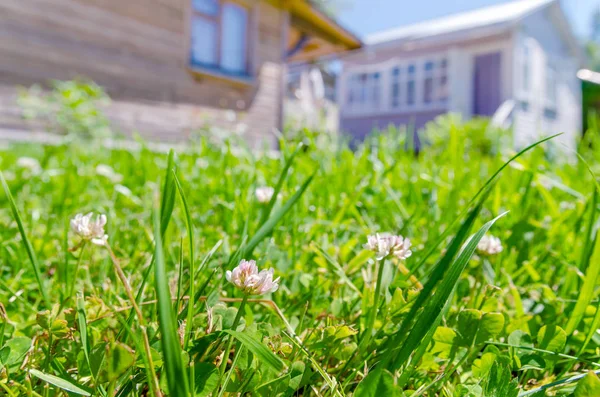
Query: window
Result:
<box><xmin>545</xmin><ymin>62</ymin><xmax>557</xmax><ymax>109</ymax></box>
<box><xmin>520</xmin><ymin>43</ymin><xmax>532</xmax><ymax>94</ymax></box>
<box><xmin>347</xmin><ymin>56</ymin><xmax>449</xmax><ymax>114</ymax></box>
<box><xmin>438</xmin><ymin>59</ymin><xmax>449</xmax><ymax>104</ymax></box>
<box><xmin>190</xmin><ymin>0</ymin><xmax>250</xmax><ymax>76</ymax></box>
<box><xmin>346</xmin><ymin>72</ymin><xmax>381</xmax><ymax>111</ymax></box>
<box><xmin>371</xmin><ymin>72</ymin><xmax>381</xmax><ymax>107</ymax></box>
<box><xmin>391</xmin><ymin>67</ymin><xmax>401</xmax><ymax>108</ymax></box>
<box><xmin>406</xmin><ymin>64</ymin><xmax>416</xmax><ymax>106</ymax></box>
<box><xmin>423</xmin><ymin>61</ymin><xmax>435</xmax><ymax>104</ymax></box>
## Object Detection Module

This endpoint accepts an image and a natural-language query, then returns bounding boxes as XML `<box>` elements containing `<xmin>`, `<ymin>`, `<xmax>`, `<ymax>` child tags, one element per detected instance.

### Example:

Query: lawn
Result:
<box><xmin>1</xmin><ymin>118</ymin><xmax>600</xmax><ymax>396</ymax></box>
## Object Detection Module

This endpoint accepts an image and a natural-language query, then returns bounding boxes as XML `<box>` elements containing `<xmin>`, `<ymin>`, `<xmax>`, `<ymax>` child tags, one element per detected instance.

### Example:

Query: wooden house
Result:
<box><xmin>0</xmin><ymin>0</ymin><xmax>360</xmax><ymax>145</ymax></box>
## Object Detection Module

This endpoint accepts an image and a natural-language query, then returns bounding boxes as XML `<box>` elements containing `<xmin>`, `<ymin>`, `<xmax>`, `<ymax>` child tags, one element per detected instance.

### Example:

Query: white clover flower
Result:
<box><xmin>226</xmin><ymin>259</ymin><xmax>280</xmax><ymax>295</ymax></box>
<box><xmin>16</xmin><ymin>157</ymin><xmax>41</xmax><ymax>174</ymax></box>
<box><xmin>70</xmin><ymin>212</ymin><xmax>108</xmax><ymax>246</ymax></box>
<box><xmin>364</xmin><ymin>233</ymin><xmax>412</xmax><ymax>261</ymax></box>
<box><xmin>477</xmin><ymin>234</ymin><xmax>503</xmax><ymax>256</ymax></box>
<box><xmin>255</xmin><ymin>186</ymin><xmax>275</xmax><ymax>204</ymax></box>
<box><xmin>96</xmin><ymin>164</ymin><xmax>123</xmax><ymax>183</ymax></box>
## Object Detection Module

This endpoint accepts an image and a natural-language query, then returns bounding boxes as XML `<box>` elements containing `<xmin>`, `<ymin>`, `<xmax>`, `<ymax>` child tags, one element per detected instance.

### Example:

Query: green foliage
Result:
<box><xmin>575</xmin><ymin>372</ymin><xmax>600</xmax><ymax>397</ymax></box>
<box><xmin>2</xmin><ymin>114</ymin><xmax>600</xmax><ymax>395</ymax></box>
<box><xmin>18</xmin><ymin>80</ymin><xmax>112</xmax><ymax>138</ymax></box>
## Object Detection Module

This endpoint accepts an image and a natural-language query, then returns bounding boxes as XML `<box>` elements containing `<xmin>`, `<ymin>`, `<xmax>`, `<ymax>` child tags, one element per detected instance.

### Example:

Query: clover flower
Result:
<box><xmin>226</xmin><ymin>259</ymin><xmax>280</xmax><ymax>295</ymax></box>
<box><xmin>70</xmin><ymin>212</ymin><xmax>108</xmax><ymax>246</ymax></box>
<box><xmin>255</xmin><ymin>186</ymin><xmax>275</xmax><ymax>204</ymax></box>
<box><xmin>16</xmin><ymin>157</ymin><xmax>41</xmax><ymax>174</ymax></box>
<box><xmin>477</xmin><ymin>235</ymin><xmax>503</xmax><ymax>256</ymax></box>
<box><xmin>364</xmin><ymin>233</ymin><xmax>412</xmax><ymax>261</ymax></box>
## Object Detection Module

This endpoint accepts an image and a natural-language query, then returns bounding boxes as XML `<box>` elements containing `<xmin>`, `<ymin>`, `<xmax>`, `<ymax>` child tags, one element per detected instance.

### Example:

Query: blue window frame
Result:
<box><xmin>190</xmin><ymin>0</ymin><xmax>250</xmax><ymax>77</ymax></box>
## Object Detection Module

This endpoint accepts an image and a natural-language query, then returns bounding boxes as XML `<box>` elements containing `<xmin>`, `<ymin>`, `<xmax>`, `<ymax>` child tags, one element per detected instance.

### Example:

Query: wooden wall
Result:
<box><xmin>0</xmin><ymin>0</ymin><xmax>287</xmax><ymax>145</ymax></box>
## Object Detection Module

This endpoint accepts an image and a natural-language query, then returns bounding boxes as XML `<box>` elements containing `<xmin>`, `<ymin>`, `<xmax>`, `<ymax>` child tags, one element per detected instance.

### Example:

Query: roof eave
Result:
<box><xmin>289</xmin><ymin>0</ymin><xmax>362</xmax><ymax>51</ymax></box>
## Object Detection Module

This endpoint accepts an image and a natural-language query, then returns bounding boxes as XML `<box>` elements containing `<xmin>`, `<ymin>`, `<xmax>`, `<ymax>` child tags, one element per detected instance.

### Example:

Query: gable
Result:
<box><xmin>517</xmin><ymin>3</ymin><xmax>581</xmax><ymax>61</ymax></box>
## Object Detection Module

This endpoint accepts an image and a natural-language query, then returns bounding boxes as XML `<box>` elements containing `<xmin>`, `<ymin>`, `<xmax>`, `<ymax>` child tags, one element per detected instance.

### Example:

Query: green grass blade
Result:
<box><xmin>172</xmin><ymin>173</ymin><xmax>196</xmax><ymax>350</ymax></box>
<box><xmin>223</xmin><ymin>330</ymin><xmax>285</xmax><ymax>373</ymax></box>
<box><xmin>117</xmin><ymin>152</ymin><xmax>178</xmax><ymax>342</ymax></box>
<box><xmin>391</xmin><ymin>210</ymin><xmax>508</xmax><ymax>371</ymax></box>
<box><xmin>243</xmin><ymin>170</ymin><xmax>316</xmax><ymax>258</ymax></box>
<box><xmin>153</xmin><ymin>199</ymin><xmax>189</xmax><ymax>397</ymax></box>
<box><xmin>0</xmin><ymin>171</ymin><xmax>50</xmax><ymax>308</ymax></box>
<box><xmin>410</xmin><ymin>133</ymin><xmax>561</xmax><ymax>276</ymax></box>
<box><xmin>312</xmin><ymin>244</ymin><xmax>362</xmax><ymax>296</ymax></box>
<box><xmin>566</xmin><ymin>229</ymin><xmax>600</xmax><ymax>335</ymax></box>
<box><xmin>518</xmin><ymin>369</ymin><xmax>600</xmax><ymax>397</ymax></box>
<box><xmin>259</xmin><ymin>142</ymin><xmax>305</xmax><ymax>225</ymax></box>
<box><xmin>160</xmin><ymin>150</ymin><xmax>178</xmax><ymax>237</ymax></box>
<box><xmin>76</xmin><ymin>294</ymin><xmax>92</xmax><ymax>380</ymax></box>
<box><xmin>29</xmin><ymin>369</ymin><xmax>91</xmax><ymax>396</ymax></box>
<box><xmin>579</xmin><ymin>189</ymin><xmax>598</xmax><ymax>273</ymax></box>
<box><xmin>381</xmin><ymin>186</ymin><xmax>494</xmax><ymax>358</ymax></box>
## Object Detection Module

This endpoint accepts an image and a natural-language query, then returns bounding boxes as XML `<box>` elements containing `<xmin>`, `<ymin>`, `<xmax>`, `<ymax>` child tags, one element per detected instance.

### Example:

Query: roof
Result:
<box><xmin>365</xmin><ymin>0</ymin><xmax>556</xmax><ymax>45</ymax></box>
<box><xmin>287</xmin><ymin>0</ymin><xmax>362</xmax><ymax>63</ymax></box>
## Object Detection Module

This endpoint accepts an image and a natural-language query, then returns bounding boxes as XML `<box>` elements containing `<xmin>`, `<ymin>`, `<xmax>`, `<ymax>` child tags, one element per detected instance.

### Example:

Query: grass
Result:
<box><xmin>1</xmin><ymin>115</ymin><xmax>600</xmax><ymax>396</ymax></box>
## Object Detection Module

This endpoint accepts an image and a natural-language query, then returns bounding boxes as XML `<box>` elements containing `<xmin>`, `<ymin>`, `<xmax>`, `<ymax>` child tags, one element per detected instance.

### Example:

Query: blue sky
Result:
<box><xmin>337</xmin><ymin>0</ymin><xmax>599</xmax><ymax>40</ymax></box>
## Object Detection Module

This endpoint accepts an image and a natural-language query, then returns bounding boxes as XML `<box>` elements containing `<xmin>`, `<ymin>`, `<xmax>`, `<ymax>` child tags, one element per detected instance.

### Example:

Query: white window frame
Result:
<box><xmin>517</xmin><ymin>39</ymin><xmax>534</xmax><ymax>101</ymax></box>
<box><xmin>390</xmin><ymin>66</ymin><xmax>401</xmax><ymax>109</ymax></box>
<box><xmin>545</xmin><ymin>59</ymin><xmax>557</xmax><ymax>110</ymax></box>
<box><xmin>342</xmin><ymin>52</ymin><xmax>449</xmax><ymax>116</ymax></box>
<box><xmin>344</xmin><ymin>70</ymin><xmax>383</xmax><ymax>114</ymax></box>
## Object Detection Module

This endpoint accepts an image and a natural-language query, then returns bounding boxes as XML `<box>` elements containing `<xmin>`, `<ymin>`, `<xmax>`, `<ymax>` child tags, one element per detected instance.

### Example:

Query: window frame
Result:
<box><xmin>545</xmin><ymin>59</ymin><xmax>558</xmax><ymax>111</ymax></box>
<box><xmin>343</xmin><ymin>53</ymin><xmax>449</xmax><ymax>116</ymax></box>
<box><xmin>186</xmin><ymin>0</ymin><xmax>255</xmax><ymax>83</ymax></box>
<box><xmin>517</xmin><ymin>40</ymin><xmax>534</xmax><ymax>101</ymax></box>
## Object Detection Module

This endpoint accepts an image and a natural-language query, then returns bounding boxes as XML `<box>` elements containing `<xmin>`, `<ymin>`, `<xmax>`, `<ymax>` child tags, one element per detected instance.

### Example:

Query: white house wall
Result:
<box><xmin>513</xmin><ymin>7</ymin><xmax>581</xmax><ymax>149</ymax></box>
<box><xmin>448</xmin><ymin>39</ymin><xmax>513</xmax><ymax>118</ymax></box>
<box><xmin>338</xmin><ymin>33</ymin><xmax>513</xmax><ymax>139</ymax></box>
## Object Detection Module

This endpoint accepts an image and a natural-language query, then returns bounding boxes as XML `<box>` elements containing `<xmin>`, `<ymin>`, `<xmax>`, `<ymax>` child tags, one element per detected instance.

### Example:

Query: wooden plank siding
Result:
<box><xmin>0</xmin><ymin>0</ymin><xmax>288</xmax><ymax>145</ymax></box>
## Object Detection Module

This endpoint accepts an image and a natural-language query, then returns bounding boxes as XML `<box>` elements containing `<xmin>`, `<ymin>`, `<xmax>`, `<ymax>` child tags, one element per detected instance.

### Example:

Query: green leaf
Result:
<box><xmin>575</xmin><ymin>371</ymin><xmax>600</xmax><ymax>397</ymax></box>
<box><xmin>0</xmin><ymin>337</ymin><xmax>31</xmax><ymax>369</ymax></box>
<box><xmin>29</xmin><ymin>369</ymin><xmax>91</xmax><ymax>396</ymax></box>
<box><xmin>457</xmin><ymin>309</ymin><xmax>482</xmax><ymax>347</ymax></box>
<box><xmin>472</xmin><ymin>352</ymin><xmax>497</xmax><ymax>378</ymax></box>
<box><xmin>193</xmin><ymin>362</ymin><xmax>219</xmax><ymax>397</ymax></box>
<box><xmin>483</xmin><ymin>361</ymin><xmax>519</xmax><ymax>397</ymax></box>
<box><xmin>476</xmin><ymin>313</ymin><xmax>505</xmax><ymax>344</ymax></box>
<box><xmin>537</xmin><ymin>325</ymin><xmax>567</xmax><ymax>353</ymax></box>
<box><xmin>431</xmin><ymin>327</ymin><xmax>456</xmax><ymax>358</ymax></box>
<box><xmin>153</xmin><ymin>198</ymin><xmax>189</xmax><ymax>396</ymax></box>
<box><xmin>106</xmin><ymin>342</ymin><xmax>135</xmax><ymax>381</ymax></box>
<box><xmin>50</xmin><ymin>319</ymin><xmax>70</xmax><ymax>338</ymax></box>
<box><xmin>354</xmin><ymin>368</ymin><xmax>401</xmax><ymax>397</ymax></box>
<box><xmin>223</xmin><ymin>330</ymin><xmax>284</xmax><ymax>373</ymax></box>
<box><xmin>288</xmin><ymin>361</ymin><xmax>308</xmax><ymax>392</ymax></box>
<box><xmin>566</xmin><ymin>197</ymin><xmax>600</xmax><ymax>335</ymax></box>
<box><xmin>519</xmin><ymin>354</ymin><xmax>546</xmax><ymax>371</ymax></box>
<box><xmin>0</xmin><ymin>171</ymin><xmax>50</xmax><ymax>307</ymax></box>
<box><xmin>457</xmin><ymin>384</ymin><xmax>483</xmax><ymax>397</ymax></box>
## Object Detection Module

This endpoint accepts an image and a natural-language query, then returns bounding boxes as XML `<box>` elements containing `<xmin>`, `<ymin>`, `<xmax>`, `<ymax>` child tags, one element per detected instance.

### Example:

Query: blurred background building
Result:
<box><xmin>0</xmin><ymin>0</ymin><xmax>360</xmax><ymax>146</ymax></box>
<box><xmin>338</xmin><ymin>0</ymin><xmax>582</xmax><ymax>148</ymax></box>
<box><xmin>0</xmin><ymin>0</ymin><xmax>599</xmax><ymax>147</ymax></box>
